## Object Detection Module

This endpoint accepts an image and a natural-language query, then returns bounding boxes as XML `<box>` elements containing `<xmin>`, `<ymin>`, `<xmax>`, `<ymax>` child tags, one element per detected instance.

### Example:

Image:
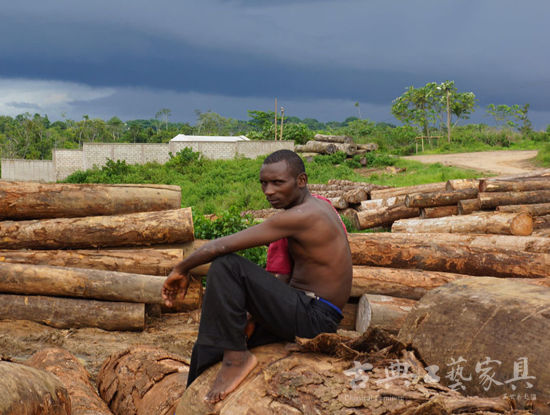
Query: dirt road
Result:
<box><xmin>402</xmin><ymin>150</ymin><xmax>539</xmax><ymax>175</ymax></box>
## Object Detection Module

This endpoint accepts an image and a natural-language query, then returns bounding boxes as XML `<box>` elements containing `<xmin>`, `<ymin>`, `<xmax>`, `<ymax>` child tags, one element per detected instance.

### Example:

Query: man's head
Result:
<box><xmin>260</xmin><ymin>150</ymin><xmax>308</xmax><ymax>209</ymax></box>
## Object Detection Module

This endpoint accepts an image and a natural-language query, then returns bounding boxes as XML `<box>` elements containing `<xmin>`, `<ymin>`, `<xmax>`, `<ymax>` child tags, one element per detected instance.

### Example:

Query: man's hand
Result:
<box><xmin>162</xmin><ymin>269</ymin><xmax>190</xmax><ymax>308</ymax></box>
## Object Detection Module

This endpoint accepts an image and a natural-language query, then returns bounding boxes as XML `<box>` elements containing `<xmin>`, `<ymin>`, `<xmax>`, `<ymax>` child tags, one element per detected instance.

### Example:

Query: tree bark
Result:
<box><xmin>326</xmin><ymin>196</ymin><xmax>348</xmax><ymax>210</ymax></box>
<box><xmin>313</xmin><ymin>134</ymin><xmax>354</xmax><ymax>144</ymax></box>
<box><xmin>175</xmin><ymin>342</ymin><xmax>514</xmax><ymax>415</ymax></box>
<box><xmin>0</xmin><ymin>294</ymin><xmax>145</xmax><ymax>330</ymax></box>
<box><xmin>348</xmin><ymin>233</ymin><xmax>549</xmax><ymax>278</ymax></box>
<box><xmin>349</xmin><ymin>231</ymin><xmax>550</xmax><ymax>254</ymax></box>
<box><xmin>446</xmin><ymin>178</ymin><xmax>480</xmax><ymax>191</ymax></box>
<box><xmin>479</xmin><ymin>190</ymin><xmax>550</xmax><ymax>209</ymax></box>
<box><xmin>0</xmin><ymin>182</ymin><xmax>182</xmax><ymax>220</ymax></box>
<box><xmin>534</xmin><ymin>214</ymin><xmax>550</xmax><ymax>229</ymax></box>
<box><xmin>343</xmin><ymin>187</ymin><xmax>368</xmax><ymax>204</ymax></box>
<box><xmin>26</xmin><ymin>348</ymin><xmax>113</xmax><ymax>415</ymax></box>
<box><xmin>355</xmin><ymin>205</ymin><xmax>419</xmax><ymax>229</ymax></box>
<box><xmin>398</xmin><ymin>277</ymin><xmax>550</xmax><ymax>400</ymax></box>
<box><xmin>295</xmin><ymin>140</ymin><xmax>337</xmax><ymax>154</ymax></box>
<box><xmin>0</xmin><ymin>244</ymin><xmax>209</xmax><ymax>276</ymax></box>
<box><xmin>355</xmin><ymin>294</ymin><xmax>416</xmax><ymax>334</ymax></box>
<box><xmin>0</xmin><ymin>208</ymin><xmax>194</xmax><ymax>249</ymax></box>
<box><xmin>358</xmin><ymin>195</ymin><xmax>406</xmax><ymax>211</ymax></box>
<box><xmin>370</xmin><ymin>182</ymin><xmax>447</xmax><ymax>200</ymax></box>
<box><xmin>0</xmin><ymin>262</ymin><xmax>202</xmax><ymax>309</ymax></box>
<box><xmin>0</xmin><ymin>361</ymin><xmax>71</xmax><ymax>415</ymax></box>
<box><xmin>97</xmin><ymin>346</ymin><xmax>189</xmax><ymax>415</ymax></box>
<box><xmin>392</xmin><ymin>211</ymin><xmax>533</xmax><ymax>236</ymax></box>
<box><xmin>479</xmin><ymin>178</ymin><xmax>550</xmax><ymax>192</ymax></box>
<box><xmin>458</xmin><ymin>198</ymin><xmax>481</xmax><ymax>214</ymax></box>
<box><xmin>420</xmin><ymin>205</ymin><xmax>458</xmax><ymax>218</ymax></box>
<box><xmin>496</xmin><ymin>202</ymin><xmax>550</xmax><ymax>216</ymax></box>
<box><xmin>405</xmin><ymin>188</ymin><xmax>478</xmax><ymax>208</ymax></box>
<box><xmin>483</xmin><ymin>169</ymin><xmax>550</xmax><ymax>181</ymax></box>
<box><xmin>333</xmin><ymin>143</ymin><xmax>358</xmax><ymax>156</ymax></box>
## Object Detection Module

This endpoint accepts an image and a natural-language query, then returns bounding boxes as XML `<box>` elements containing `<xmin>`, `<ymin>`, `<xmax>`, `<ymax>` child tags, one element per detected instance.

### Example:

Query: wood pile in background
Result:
<box><xmin>0</xmin><ymin>182</ymin><xmax>198</xmax><ymax>331</ymax></box>
<box><xmin>295</xmin><ymin>134</ymin><xmax>378</xmax><ymax>159</ymax></box>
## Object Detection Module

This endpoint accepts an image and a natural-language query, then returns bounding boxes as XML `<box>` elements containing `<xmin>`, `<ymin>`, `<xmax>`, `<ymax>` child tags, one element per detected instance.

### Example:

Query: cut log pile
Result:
<box><xmin>0</xmin><ymin>181</ymin><xmax>197</xmax><ymax>331</ymax></box>
<box><xmin>295</xmin><ymin>134</ymin><xmax>378</xmax><ymax>160</ymax></box>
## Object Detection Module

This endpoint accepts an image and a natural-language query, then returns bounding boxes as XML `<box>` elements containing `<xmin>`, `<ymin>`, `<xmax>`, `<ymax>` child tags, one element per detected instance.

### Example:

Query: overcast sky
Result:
<box><xmin>1</xmin><ymin>1</ymin><xmax>548</xmax><ymax>128</ymax></box>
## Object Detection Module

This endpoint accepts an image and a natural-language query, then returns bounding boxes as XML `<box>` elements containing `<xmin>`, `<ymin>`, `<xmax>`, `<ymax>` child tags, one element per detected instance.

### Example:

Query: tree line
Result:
<box><xmin>0</xmin><ymin>81</ymin><xmax>547</xmax><ymax>161</ymax></box>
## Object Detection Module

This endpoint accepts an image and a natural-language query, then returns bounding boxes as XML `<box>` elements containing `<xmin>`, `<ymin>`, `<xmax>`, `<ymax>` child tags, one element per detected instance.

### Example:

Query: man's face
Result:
<box><xmin>259</xmin><ymin>160</ymin><xmax>303</xmax><ymax>209</ymax></box>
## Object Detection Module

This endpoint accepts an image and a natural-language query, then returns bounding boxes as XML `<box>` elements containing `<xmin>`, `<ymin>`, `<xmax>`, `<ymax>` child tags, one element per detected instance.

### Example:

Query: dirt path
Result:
<box><xmin>402</xmin><ymin>150</ymin><xmax>539</xmax><ymax>175</ymax></box>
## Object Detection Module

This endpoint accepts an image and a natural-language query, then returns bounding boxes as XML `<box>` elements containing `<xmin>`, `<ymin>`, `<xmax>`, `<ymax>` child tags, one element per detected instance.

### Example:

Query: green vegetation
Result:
<box><xmin>535</xmin><ymin>143</ymin><xmax>550</xmax><ymax>167</ymax></box>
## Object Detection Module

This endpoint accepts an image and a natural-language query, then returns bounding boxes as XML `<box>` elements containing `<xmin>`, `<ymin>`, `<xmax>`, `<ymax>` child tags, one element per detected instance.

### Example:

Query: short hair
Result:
<box><xmin>263</xmin><ymin>149</ymin><xmax>305</xmax><ymax>177</ymax></box>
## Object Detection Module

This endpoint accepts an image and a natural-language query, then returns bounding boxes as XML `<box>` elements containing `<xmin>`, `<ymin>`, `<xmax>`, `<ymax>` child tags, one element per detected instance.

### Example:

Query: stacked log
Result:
<box><xmin>295</xmin><ymin>134</ymin><xmax>376</xmax><ymax>157</ymax></box>
<box><xmin>0</xmin><ymin>182</ymin><xmax>200</xmax><ymax>331</ymax></box>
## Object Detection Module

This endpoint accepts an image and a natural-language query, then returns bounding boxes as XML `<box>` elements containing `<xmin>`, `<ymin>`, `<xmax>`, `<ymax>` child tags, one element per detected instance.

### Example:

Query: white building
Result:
<box><xmin>170</xmin><ymin>134</ymin><xmax>250</xmax><ymax>142</ymax></box>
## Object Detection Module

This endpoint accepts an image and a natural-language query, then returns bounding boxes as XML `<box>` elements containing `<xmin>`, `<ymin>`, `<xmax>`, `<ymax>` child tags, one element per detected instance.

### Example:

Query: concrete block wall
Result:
<box><xmin>0</xmin><ymin>159</ymin><xmax>55</xmax><ymax>182</ymax></box>
<box><xmin>2</xmin><ymin>140</ymin><xmax>295</xmax><ymax>182</ymax></box>
<box><xmin>54</xmin><ymin>150</ymin><xmax>84</xmax><ymax>181</ymax></box>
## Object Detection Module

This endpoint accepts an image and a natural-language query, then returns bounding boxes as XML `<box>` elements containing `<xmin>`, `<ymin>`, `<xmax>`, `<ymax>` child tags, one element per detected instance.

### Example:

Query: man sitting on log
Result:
<box><xmin>162</xmin><ymin>149</ymin><xmax>353</xmax><ymax>404</ymax></box>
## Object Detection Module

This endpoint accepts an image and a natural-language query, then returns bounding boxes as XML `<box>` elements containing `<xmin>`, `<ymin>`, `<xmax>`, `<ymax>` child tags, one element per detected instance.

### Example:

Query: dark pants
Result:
<box><xmin>186</xmin><ymin>253</ymin><xmax>343</xmax><ymax>387</ymax></box>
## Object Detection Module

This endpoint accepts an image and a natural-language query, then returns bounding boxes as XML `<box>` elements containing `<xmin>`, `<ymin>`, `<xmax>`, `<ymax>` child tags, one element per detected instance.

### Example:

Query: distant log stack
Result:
<box><xmin>295</xmin><ymin>134</ymin><xmax>377</xmax><ymax>158</ymax></box>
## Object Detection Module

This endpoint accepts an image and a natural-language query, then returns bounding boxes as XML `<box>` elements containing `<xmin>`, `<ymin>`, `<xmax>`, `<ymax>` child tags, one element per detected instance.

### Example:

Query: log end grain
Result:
<box><xmin>510</xmin><ymin>212</ymin><xmax>534</xmax><ymax>236</ymax></box>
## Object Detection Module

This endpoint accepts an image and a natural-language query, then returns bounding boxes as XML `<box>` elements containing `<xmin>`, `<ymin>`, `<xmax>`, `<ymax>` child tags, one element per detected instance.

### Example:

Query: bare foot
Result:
<box><xmin>204</xmin><ymin>350</ymin><xmax>258</xmax><ymax>404</ymax></box>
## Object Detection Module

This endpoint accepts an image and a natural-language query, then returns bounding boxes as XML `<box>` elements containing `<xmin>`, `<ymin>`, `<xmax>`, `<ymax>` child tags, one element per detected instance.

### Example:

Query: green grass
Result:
<box><xmin>535</xmin><ymin>143</ymin><xmax>550</xmax><ymax>167</ymax></box>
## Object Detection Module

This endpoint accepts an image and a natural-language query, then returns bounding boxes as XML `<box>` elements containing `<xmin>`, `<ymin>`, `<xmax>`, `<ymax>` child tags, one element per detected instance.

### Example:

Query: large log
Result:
<box><xmin>97</xmin><ymin>346</ymin><xmax>189</xmax><ymax>415</ymax></box>
<box><xmin>0</xmin><ymin>242</ymin><xmax>210</xmax><ymax>276</ymax></box>
<box><xmin>333</xmin><ymin>143</ymin><xmax>358</xmax><ymax>156</ymax></box>
<box><xmin>405</xmin><ymin>188</ymin><xmax>478</xmax><ymax>208</ymax></box>
<box><xmin>497</xmin><ymin>202</ymin><xmax>550</xmax><ymax>216</ymax></box>
<box><xmin>355</xmin><ymin>294</ymin><xmax>416</xmax><ymax>334</ymax></box>
<box><xmin>26</xmin><ymin>348</ymin><xmax>112</xmax><ymax>415</ymax></box>
<box><xmin>351</xmin><ymin>265</ymin><xmax>550</xmax><ymax>299</ymax></box>
<box><xmin>391</xmin><ymin>211</ymin><xmax>533</xmax><ymax>236</ymax></box>
<box><xmin>457</xmin><ymin>198</ymin><xmax>481</xmax><ymax>214</ymax></box>
<box><xmin>326</xmin><ymin>196</ymin><xmax>348</xmax><ymax>210</ymax></box>
<box><xmin>349</xmin><ymin>232</ymin><xmax>550</xmax><ymax>254</ymax></box>
<box><xmin>479</xmin><ymin>178</ymin><xmax>550</xmax><ymax>192</ymax></box>
<box><xmin>348</xmin><ymin>233</ymin><xmax>549</xmax><ymax>278</ymax></box>
<box><xmin>420</xmin><ymin>205</ymin><xmax>458</xmax><ymax>218</ymax></box>
<box><xmin>355</xmin><ymin>204</ymin><xmax>419</xmax><ymax>229</ymax></box>
<box><xmin>398</xmin><ymin>277</ymin><xmax>550</xmax><ymax>400</ymax></box>
<box><xmin>445</xmin><ymin>178</ymin><xmax>480</xmax><ymax>191</ymax></box>
<box><xmin>0</xmin><ymin>181</ymin><xmax>182</xmax><ymax>220</ymax></box>
<box><xmin>175</xmin><ymin>342</ymin><xmax>514</xmax><ymax>414</ymax></box>
<box><xmin>370</xmin><ymin>182</ymin><xmax>446</xmax><ymax>200</ymax></box>
<box><xmin>358</xmin><ymin>195</ymin><xmax>406</xmax><ymax>210</ymax></box>
<box><xmin>0</xmin><ymin>262</ymin><xmax>202</xmax><ymax>309</ymax></box>
<box><xmin>295</xmin><ymin>140</ymin><xmax>337</xmax><ymax>154</ymax></box>
<box><xmin>479</xmin><ymin>190</ymin><xmax>550</xmax><ymax>209</ymax></box>
<box><xmin>313</xmin><ymin>133</ymin><xmax>354</xmax><ymax>144</ymax></box>
<box><xmin>483</xmin><ymin>169</ymin><xmax>550</xmax><ymax>181</ymax></box>
<box><xmin>343</xmin><ymin>187</ymin><xmax>368</xmax><ymax>203</ymax></box>
<box><xmin>0</xmin><ymin>361</ymin><xmax>71</xmax><ymax>415</ymax></box>
<box><xmin>0</xmin><ymin>294</ymin><xmax>145</xmax><ymax>330</ymax></box>
<box><xmin>0</xmin><ymin>207</ymin><xmax>194</xmax><ymax>249</ymax></box>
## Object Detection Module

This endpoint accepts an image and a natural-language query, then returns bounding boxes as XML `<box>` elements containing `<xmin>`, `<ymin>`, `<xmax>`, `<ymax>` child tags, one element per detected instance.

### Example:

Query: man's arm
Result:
<box><xmin>162</xmin><ymin>209</ymin><xmax>305</xmax><ymax>306</ymax></box>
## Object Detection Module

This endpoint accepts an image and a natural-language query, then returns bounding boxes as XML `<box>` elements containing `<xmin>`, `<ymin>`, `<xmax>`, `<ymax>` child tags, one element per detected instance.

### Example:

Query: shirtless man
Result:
<box><xmin>162</xmin><ymin>149</ymin><xmax>352</xmax><ymax>405</ymax></box>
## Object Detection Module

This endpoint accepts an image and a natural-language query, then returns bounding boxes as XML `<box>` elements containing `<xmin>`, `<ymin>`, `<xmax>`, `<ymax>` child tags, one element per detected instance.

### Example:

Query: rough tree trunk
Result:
<box><xmin>295</xmin><ymin>141</ymin><xmax>337</xmax><ymax>154</ymax></box>
<box><xmin>370</xmin><ymin>182</ymin><xmax>447</xmax><ymax>200</ymax></box>
<box><xmin>496</xmin><ymin>202</ymin><xmax>550</xmax><ymax>216</ymax></box>
<box><xmin>97</xmin><ymin>346</ymin><xmax>189</xmax><ymax>415</ymax></box>
<box><xmin>534</xmin><ymin>214</ymin><xmax>550</xmax><ymax>229</ymax></box>
<box><xmin>348</xmin><ymin>233</ymin><xmax>549</xmax><ymax>278</ymax></box>
<box><xmin>398</xmin><ymin>277</ymin><xmax>550</xmax><ymax>401</ymax></box>
<box><xmin>26</xmin><ymin>347</ymin><xmax>113</xmax><ymax>415</ymax></box>
<box><xmin>349</xmin><ymin>232</ymin><xmax>550</xmax><ymax>254</ymax></box>
<box><xmin>479</xmin><ymin>178</ymin><xmax>550</xmax><ymax>192</ymax></box>
<box><xmin>326</xmin><ymin>196</ymin><xmax>348</xmax><ymax>210</ymax></box>
<box><xmin>0</xmin><ymin>182</ymin><xmax>182</xmax><ymax>220</ymax></box>
<box><xmin>0</xmin><ymin>361</ymin><xmax>71</xmax><ymax>415</ymax></box>
<box><xmin>355</xmin><ymin>205</ymin><xmax>419</xmax><ymax>229</ymax></box>
<box><xmin>0</xmin><ymin>294</ymin><xmax>145</xmax><ymax>330</ymax></box>
<box><xmin>355</xmin><ymin>294</ymin><xmax>416</xmax><ymax>334</ymax></box>
<box><xmin>358</xmin><ymin>195</ymin><xmax>406</xmax><ymax>211</ymax></box>
<box><xmin>479</xmin><ymin>190</ymin><xmax>550</xmax><ymax>209</ymax></box>
<box><xmin>446</xmin><ymin>178</ymin><xmax>480</xmax><ymax>191</ymax></box>
<box><xmin>458</xmin><ymin>198</ymin><xmax>481</xmax><ymax>215</ymax></box>
<box><xmin>405</xmin><ymin>188</ymin><xmax>478</xmax><ymax>208</ymax></box>
<box><xmin>313</xmin><ymin>134</ymin><xmax>354</xmax><ymax>144</ymax></box>
<box><xmin>391</xmin><ymin>211</ymin><xmax>533</xmax><ymax>236</ymax></box>
<box><xmin>420</xmin><ymin>205</ymin><xmax>459</xmax><ymax>218</ymax></box>
<box><xmin>0</xmin><ymin>208</ymin><xmax>194</xmax><ymax>249</ymax></box>
<box><xmin>0</xmin><ymin>262</ymin><xmax>202</xmax><ymax>309</ymax></box>
<box><xmin>175</xmin><ymin>341</ymin><xmax>515</xmax><ymax>414</ymax></box>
